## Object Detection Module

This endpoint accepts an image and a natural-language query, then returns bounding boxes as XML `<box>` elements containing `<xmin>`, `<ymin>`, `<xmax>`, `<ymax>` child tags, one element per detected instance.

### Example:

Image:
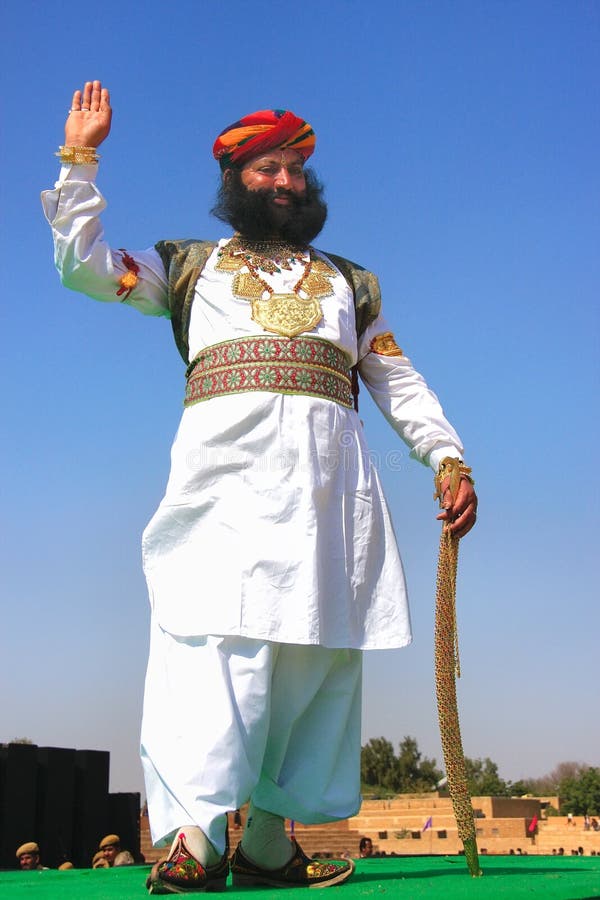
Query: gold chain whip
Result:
<box><xmin>434</xmin><ymin>458</ymin><xmax>482</xmax><ymax>877</ymax></box>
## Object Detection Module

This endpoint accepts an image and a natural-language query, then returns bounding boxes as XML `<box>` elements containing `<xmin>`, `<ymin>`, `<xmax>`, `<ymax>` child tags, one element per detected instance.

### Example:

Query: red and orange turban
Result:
<box><xmin>213</xmin><ymin>109</ymin><xmax>315</xmax><ymax>170</ymax></box>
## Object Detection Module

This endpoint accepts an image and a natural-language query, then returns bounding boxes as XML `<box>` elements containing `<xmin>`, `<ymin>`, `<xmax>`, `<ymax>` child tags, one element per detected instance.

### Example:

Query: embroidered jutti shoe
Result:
<box><xmin>230</xmin><ymin>838</ymin><xmax>355</xmax><ymax>888</ymax></box>
<box><xmin>146</xmin><ymin>832</ymin><xmax>229</xmax><ymax>894</ymax></box>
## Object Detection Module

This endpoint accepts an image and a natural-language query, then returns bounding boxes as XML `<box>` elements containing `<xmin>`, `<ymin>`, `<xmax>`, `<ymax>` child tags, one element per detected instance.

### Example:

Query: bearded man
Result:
<box><xmin>16</xmin><ymin>842</ymin><xmax>46</xmax><ymax>871</ymax></box>
<box><xmin>42</xmin><ymin>81</ymin><xmax>477</xmax><ymax>894</ymax></box>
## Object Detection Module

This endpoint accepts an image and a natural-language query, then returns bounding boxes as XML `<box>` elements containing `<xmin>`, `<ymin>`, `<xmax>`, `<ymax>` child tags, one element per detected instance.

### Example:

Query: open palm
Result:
<box><xmin>65</xmin><ymin>80</ymin><xmax>112</xmax><ymax>148</ymax></box>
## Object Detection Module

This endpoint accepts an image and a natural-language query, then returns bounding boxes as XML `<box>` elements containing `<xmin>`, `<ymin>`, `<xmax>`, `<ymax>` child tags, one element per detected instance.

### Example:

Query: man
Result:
<box><xmin>16</xmin><ymin>841</ymin><xmax>46</xmax><ymax>871</ymax></box>
<box><xmin>98</xmin><ymin>834</ymin><xmax>122</xmax><ymax>867</ymax></box>
<box><xmin>42</xmin><ymin>81</ymin><xmax>477</xmax><ymax>893</ymax></box>
<box><xmin>358</xmin><ymin>837</ymin><xmax>373</xmax><ymax>858</ymax></box>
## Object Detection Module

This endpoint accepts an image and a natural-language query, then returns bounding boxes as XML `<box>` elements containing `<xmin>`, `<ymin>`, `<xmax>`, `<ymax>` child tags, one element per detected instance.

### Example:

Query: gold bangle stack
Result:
<box><xmin>433</xmin><ymin>457</ymin><xmax>474</xmax><ymax>505</ymax></box>
<box><xmin>55</xmin><ymin>145</ymin><xmax>100</xmax><ymax>165</ymax></box>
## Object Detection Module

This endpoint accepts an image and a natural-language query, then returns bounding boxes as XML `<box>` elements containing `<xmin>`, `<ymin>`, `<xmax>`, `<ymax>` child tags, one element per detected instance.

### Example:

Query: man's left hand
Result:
<box><xmin>436</xmin><ymin>477</ymin><xmax>478</xmax><ymax>538</ymax></box>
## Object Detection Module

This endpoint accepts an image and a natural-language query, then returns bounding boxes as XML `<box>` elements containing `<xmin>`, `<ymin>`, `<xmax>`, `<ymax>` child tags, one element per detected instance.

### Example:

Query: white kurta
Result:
<box><xmin>42</xmin><ymin>165</ymin><xmax>464</xmax><ymax>651</ymax></box>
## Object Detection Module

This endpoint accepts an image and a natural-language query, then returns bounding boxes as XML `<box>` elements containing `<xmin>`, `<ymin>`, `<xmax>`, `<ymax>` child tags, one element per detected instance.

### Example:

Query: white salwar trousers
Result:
<box><xmin>141</xmin><ymin>621</ymin><xmax>363</xmax><ymax>854</ymax></box>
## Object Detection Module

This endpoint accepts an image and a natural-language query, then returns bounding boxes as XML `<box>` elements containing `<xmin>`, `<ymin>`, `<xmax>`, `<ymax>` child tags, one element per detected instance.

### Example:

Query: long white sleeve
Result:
<box><xmin>41</xmin><ymin>165</ymin><xmax>169</xmax><ymax>317</ymax></box>
<box><xmin>357</xmin><ymin>314</ymin><xmax>464</xmax><ymax>471</ymax></box>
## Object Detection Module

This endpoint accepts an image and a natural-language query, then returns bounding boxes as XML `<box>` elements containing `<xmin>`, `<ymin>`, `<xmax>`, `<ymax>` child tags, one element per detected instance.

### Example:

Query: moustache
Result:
<box><xmin>268</xmin><ymin>188</ymin><xmax>305</xmax><ymax>203</ymax></box>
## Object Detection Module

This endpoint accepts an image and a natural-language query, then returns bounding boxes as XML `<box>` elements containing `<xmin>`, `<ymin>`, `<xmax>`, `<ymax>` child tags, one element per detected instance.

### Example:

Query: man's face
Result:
<box><xmin>19</xmin><ymin>852</ymin><xmax>39</xmax><ymax>870</ymax></box>
<box><xmin>102</xmin><ymin>844</ymin><xmax>119</xmax><ymax>865</ymax></box>
<box><xmin>239</xmin><ymin>149</ymin><xmax>307</xmax><ymax>201</ymax></box>
<box><xmin>212</xmin><ymin>153</ymin><xmax>327</xmax><ymax>244</ymax></box>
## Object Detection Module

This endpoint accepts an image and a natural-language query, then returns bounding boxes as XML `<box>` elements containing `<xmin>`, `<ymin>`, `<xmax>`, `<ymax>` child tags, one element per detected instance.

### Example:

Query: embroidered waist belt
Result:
<box><xmin>185</xmin><ymin>335</ymin><xmax>353</xmax><ymax>409</ymax></box>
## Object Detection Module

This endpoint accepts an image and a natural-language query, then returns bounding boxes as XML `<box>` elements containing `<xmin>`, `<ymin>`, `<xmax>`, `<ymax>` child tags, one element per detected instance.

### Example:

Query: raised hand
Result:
<box><xmin>65</xmin><ymin>81</ymin><xmax>112</xmax><ymax>148</ymax></box>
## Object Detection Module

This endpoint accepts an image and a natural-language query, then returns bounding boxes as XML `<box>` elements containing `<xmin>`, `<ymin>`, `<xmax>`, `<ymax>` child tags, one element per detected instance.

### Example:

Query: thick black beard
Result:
<box><xmin>211</xmin><ymin>168</ymin><xmax>328</xmax><ymax>245</ymax></box>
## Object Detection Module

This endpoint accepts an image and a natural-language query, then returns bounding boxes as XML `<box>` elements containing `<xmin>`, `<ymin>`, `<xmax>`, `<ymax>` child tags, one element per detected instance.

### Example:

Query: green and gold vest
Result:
<box><xmin>154</xmin><ymin>239</ymin><xmax>382</xmax><ymax>364</ymax></box>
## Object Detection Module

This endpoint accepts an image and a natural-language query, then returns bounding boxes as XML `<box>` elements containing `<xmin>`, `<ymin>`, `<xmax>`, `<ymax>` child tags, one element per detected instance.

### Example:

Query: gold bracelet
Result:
<box><xmin>433</xmin><ymin>457</ymin><xmax>474</xmax><ymax>505</ymax></box>
<box><xmin>55</xmin><ymin>145</ymin><xmax>100</xmax><ymax>165</ymax></box>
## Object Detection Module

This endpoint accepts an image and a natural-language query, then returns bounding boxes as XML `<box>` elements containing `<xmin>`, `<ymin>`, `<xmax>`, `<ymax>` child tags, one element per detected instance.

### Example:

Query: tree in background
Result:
<box><xmin>361</xmin><ymin>736</ymin><xmax>441</xmax><ymax>793</ymax></box>
<box><xmin>464</xmin><ymin>757</ymin><xmax>510</xmax><ymax>796</ymax></box>
<box><xmin>558</xmin><ymin>767</ymin><xmax>600</xmax><ymax>815</ymax></box>
<box><xmin>361</xmin><ymin>739</ymin><xmax>599</xmax><ymax>811</ymax></box>
<box><xmin>525</xmin><ymin>761</ymin><xmax>584</xmax><ymax>796</ymax></box>
<box><xmin>516</xmin><ymin>761</ymin><xmax>600</xmax><ymax>814</ymax></box>
<box><xmin>361</xmin><ymin>737</ymin><xmax>397</xmax><ymax>792</ymax></box>
<box><xmin>395</xmin><ymin>736</ymin><xmax>442</xmax><ymax>793</ymax></box>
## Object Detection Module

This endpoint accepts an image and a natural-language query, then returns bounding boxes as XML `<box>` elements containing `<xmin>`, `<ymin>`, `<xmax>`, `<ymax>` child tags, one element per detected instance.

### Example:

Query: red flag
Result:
<box><xmin>527</xmin><ymin>815</ymin><xmax>538</xmax><ymax>833</ymax></box>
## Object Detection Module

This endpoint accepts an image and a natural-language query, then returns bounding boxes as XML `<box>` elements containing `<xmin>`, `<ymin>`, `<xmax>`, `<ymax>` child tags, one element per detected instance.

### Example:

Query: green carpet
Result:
<box><xmin>1</xmin><ymin>856</ymin><xmax>599</xmax><ymax>900</ymax></box>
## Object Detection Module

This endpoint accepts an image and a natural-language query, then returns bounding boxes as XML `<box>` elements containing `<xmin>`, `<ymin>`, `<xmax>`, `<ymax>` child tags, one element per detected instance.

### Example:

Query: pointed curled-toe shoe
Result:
<box><xmin>230</xmin><ymin>838</ymin><xmax>355</xmax><ymax>888</ymax></box>
<box><xmin>146</xmin><ymin>832</ymin><xmax>229</xmax><ymax>894</ymax></box>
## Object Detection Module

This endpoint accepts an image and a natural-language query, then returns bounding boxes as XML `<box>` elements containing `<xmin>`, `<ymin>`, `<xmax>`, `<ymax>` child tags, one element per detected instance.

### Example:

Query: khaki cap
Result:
<box><xmin>16</xmin><ymin>842</ymin><xmax>39</xmax><ymax>858</ymax></box>
<box><xmin>99</xmin><ymin>834</ymin><xmax>121</xmax><ymax>849</ymax></box>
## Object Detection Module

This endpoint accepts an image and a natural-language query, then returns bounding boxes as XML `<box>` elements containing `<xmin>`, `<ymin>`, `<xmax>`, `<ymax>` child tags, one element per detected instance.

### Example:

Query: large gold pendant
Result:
<box><xmin>251</xmin><ymin>293</ymin><xmax>323</xmax><ymax>338</ymax></box>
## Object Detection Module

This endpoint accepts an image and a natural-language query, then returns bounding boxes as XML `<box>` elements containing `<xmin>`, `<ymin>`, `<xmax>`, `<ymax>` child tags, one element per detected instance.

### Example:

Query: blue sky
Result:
<box><xmin>1</xmin><ymin>0</ymin><xmax>598</xmax><ymax>799</ymax></box>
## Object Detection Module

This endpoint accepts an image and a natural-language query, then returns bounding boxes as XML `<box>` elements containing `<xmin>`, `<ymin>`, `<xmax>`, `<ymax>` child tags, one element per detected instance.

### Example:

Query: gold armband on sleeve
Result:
<box><xmin>369</xmin><ymin>332</ymin><xmax>403</xmax><ymax>356</ymax></box>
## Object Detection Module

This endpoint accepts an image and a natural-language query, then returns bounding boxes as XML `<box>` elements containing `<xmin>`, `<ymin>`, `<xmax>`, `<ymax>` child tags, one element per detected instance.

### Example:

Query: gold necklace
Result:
<box><xmin>216</xmin><ymin>236</ymin><xmax>304</xmax><ymax>273</ymax></box>
<box><xmin>215</xmin><ymin>238</ymin><xmax>337</xmax><ymax>338</ymax></box>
